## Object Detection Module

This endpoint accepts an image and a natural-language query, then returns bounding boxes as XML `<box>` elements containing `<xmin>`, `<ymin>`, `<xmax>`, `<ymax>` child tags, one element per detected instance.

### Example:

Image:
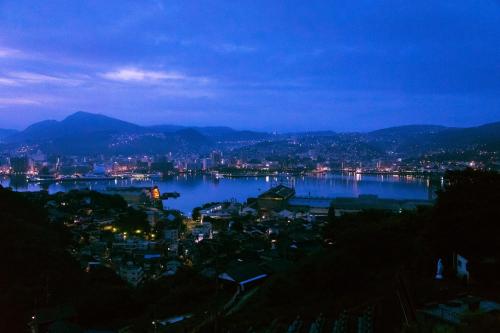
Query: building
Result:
<box><xmin>164</xmin><ymin>227</ymin><xmax>179</xmax><ymax>256</ymax></box>
<box><xmin>119</xmin><ymin>261</ymin><xmax>144</xmax><ymax>287</ymax></box>
<box><xmin>218</xmin><ymin>262</ymin><xmax>268</xmax><ymax>291</ymax></box>
<box><xmin>112</xmin><ymin>239</ymin><xmax>154</xmax><ymax>253</ymax></box>
<box><xmin>202</xmin><ymin>158</ymin><xmax>213</xmax><ymax>170</ymax></box>
<box><xmin>289</xmin><ymin>194</ymin><xmax>432</xmax><ymax>216</ymax></box>
<box><xmin>200</xmin><ymin>202</ymin><xmax>241</xmax><ymax>219</ymax></box>
<box><xmin>288</xmin><ymin>197</ymin><xmax>333</xmax><ymax>216</ymax></box>
<box><xmin>145</xmin><ymin>207</ymin><xmax>162</xmax><ymax>226</ymax></box>
<box><xmin>240</xmin><ymin>206</ymin><xmax>257</xmax><ymax>216</ymax></box>
<box><xmin>164</xmin><ymin>228</ymin><xmax>179</xmax><ymax>242</ymax></box>
<box><xmin>210</xmin><ymin>150</ymin><xmax>223</xmax><ymax>166</ymax></box>
<box><xmin>257</xmin><ymin>185</ymin><xmax>296</xmax><ymax>212</ymax></box>
<box><xmin>192</xmin><ymin>222</ymin><xmax>213</xmax><ymax>243</ymax></box>
<box><xmin>163</xmin><ymin>260</ymin><xmax>182</xmax><ymax>276</ymax></box>
<box><xmin>418</xmin><ymin>295</ymin><xmax>500</xmax><ymax>325</ymax></box>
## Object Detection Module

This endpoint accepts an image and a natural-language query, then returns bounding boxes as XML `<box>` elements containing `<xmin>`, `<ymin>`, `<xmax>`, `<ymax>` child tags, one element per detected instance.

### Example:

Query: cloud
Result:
<box><xmin>151</xmin><ymin>36</ymin><xmax>257</xmax><ymax>54</ymax></box>
<box><xmin>99</xmin><ymin>67</ymin><xmax>217</xmax><ymax>97</ymax></box>
<box><xmin>0</xmin><ymin>93</ymin><xmax>67</xmax><ymax>110</ymax></box>
<box><xmin>212</xmin><ymin>43</ymin><xmax>256</xmax><ymax>54</ymax></box>
<box><xmin>0</xmin><ymin>71</ymin><xmax>85</xmax><ymax>86</ymax></box>
<box><xmin>0</xmin><ymin>77</ymin><xmax>19</xmax><ymax>86</ymax></box>
<box><xmin>0</xmin><ymin>47</ymin><xmax>23</xmax><ymax>58</ymax></box>
<box><xmin>100</xmin><ymin>67</ymin><xmax>186</xmax><ymax>82</ymax></box>
<box><xmin>100</xmin><ymin>67</ymin><xmax>211</xmax><ymax>85</ymax></box>
<box><xmin>0</xmin><ymin>97</ymin><xmax>42</xmax><ymax>107</ymax></box>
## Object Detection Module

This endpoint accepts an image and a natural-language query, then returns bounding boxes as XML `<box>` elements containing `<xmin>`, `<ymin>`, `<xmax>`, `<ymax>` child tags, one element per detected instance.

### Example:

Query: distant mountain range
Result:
<box><xmin>365</xmin><ymin>123</ymin><xmax>500</xmax><ymax>155</ymax></box>
<box><xmin>0</xmin><ymin>111</ymin><xmax>499</xmax><ymax>158</ymax></box>
<box><xmin>0</xmin><ymin>112</ymin><xmax>271</xmax><ymax>155</ymax></box>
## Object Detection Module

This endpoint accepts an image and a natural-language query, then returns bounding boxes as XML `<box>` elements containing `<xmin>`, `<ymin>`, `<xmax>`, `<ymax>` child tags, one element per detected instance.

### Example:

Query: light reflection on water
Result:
<box><xmin>1</xmin><ymin>173</ymin><xmax>432</xmax><ymax>214</ymax></box>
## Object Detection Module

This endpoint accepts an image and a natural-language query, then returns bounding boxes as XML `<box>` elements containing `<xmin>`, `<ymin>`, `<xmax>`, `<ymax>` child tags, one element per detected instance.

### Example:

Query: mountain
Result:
<box><xmin>148</xmin><ymin>124</ymin><xmax>271</xmax><ymax>142</ymax></box>
<box><xmin>3</xmin><ymin>112</ymin><xmax>217</xmax><ymax>155</ymax></box>
<box><xmin>195</xmin><ymin>127</ymin><xmax>271</xmax><ymax>142</ymax></box>
<box><xmin>0</xmin><ymin>128</ymin><xmax>18</xmax><ymax>140</ymax></box>
<box><xmin>432</xmin><ymin>122</ymin><xmax>500</xmax><ymax>149</ymax></box>
<box><xmin>9</xmin><ymin>120</ymin><xmax>61</xmax><ymax>142</ymax></box>
<box><xmin>365</xmin><ymin>125</ymin><xmax>449</xmax><ymax>155</ymax></box>
<box><xmin>60</xmin><ymin>111</ymin><xmax>142</xmax><ymax>134</ymax></box>
<box><xmin>146</xmin><ymin>124</ymin><xmax>185</xmax><ymax>133</ymax></box>
<box><xmin>368</xmin><ymin>124</ymin><xmax>448</xmax><ymax>138</ymax></box>
<box><xmin>364</xmin><ymin>123</ymin><xmax>500</xmax><ymax>156</ymax></box>
<box><xmin>2</xmin><ymin>112</ymin><xmax>499</xmax><ymax>157</ymax></box>
<box><xmin>7</xmin><ymin>111</ymin><xmax>142</xmax><ymax>143</ymax></box>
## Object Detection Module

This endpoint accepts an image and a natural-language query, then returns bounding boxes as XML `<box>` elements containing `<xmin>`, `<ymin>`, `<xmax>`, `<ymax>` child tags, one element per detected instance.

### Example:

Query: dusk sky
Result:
<box><xmin>0</xmin><ymin>1</ymin><xmax>499</xmax><ymax>131</ymax></box>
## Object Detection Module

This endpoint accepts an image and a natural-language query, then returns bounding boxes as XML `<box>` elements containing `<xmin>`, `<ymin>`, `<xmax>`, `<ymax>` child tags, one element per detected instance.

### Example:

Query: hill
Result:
<box><xmin>2</xmin><ymin>112</ymin><xmax>274</xmax><ymax>155</ymax></box>
<box><xmin>3</xmin><ymin>112</ymin><xmax>212</xmax><ymax>155</ymax></box>
<box><xmin>364</xmin><ymin>123</ymin><xmax>500</xmax><ymax>157</ymax></box>
<box><xmin>431</xmin><ymin>122</ymin><xmax>500</xmax><ymax>150</ymax></box>
<box><xmin>2</xmin><ymin>112</ymin><xmax>499</xmax><ymax>157</ymax></box>
<box><xmin>6</xmin><ymin>112</ymin><xmax>142</xmax><ymax>143</ymax></box>
<box><xmin>0</xmin><ymin>128</ymin><xmax>17</xmax><ymax>141</ymax></box>
<box><xmin>148</xmin><ymin>125</ymin><xmax>271</xmax><ymax>142</ymax></box>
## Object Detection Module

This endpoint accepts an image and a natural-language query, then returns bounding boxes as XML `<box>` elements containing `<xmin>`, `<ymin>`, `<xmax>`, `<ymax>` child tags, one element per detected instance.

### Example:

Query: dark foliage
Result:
<box><xmin>432</xmin><ymin>168</ymin><xmax>500</xmax><ymax>258</ymax></box>
<box><xmin>0</xmin><ymin>187</ymin><xmax>83</xmax><ymax>332</ymax></box>
<box><xmin>114</xmin><ymin>207</ymin><xmax>150</xmax><ymax>234</ymax></box>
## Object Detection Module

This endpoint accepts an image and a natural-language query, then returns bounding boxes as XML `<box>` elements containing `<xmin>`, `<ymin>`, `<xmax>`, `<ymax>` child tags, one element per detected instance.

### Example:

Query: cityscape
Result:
<box><xmin>1</xmin><ymin>1</ymin><xmax>500</xmax><ymax>333</ymax></box>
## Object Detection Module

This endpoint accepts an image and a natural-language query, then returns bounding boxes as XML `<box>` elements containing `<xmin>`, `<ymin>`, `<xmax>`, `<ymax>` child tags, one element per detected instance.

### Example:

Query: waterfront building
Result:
<box><xmin>210</xmin><ymin>150</ymin><xmax>223</xmax><ymax>166</ymax></box>
<box><xmin>201</xmin><ymin>157</ymin><xmax>213</xmax><ymax>170</ymax></box>
<box><xmin>257</xmin><ymin>185</ymin><xmax>296</xmax><ymax>212</ymax></box>
<box><xmin>288</xmin><ymin>195</ymin><xmax>432</xmax><ymax>216</ymax></box>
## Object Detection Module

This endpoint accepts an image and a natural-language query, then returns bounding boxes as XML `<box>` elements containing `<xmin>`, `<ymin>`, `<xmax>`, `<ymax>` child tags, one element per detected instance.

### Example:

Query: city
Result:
<box><xmin>1</xmin><ymin>1</ymin><xmax>499</xmax><ymax>333</ymax></box>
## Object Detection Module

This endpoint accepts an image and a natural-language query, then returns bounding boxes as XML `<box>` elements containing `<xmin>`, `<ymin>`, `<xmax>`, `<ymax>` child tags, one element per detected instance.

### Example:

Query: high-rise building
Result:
<box><xmin>210</xmin><ymin>150</ymin><xmax>223</xmax><ymax>166</ymax></box>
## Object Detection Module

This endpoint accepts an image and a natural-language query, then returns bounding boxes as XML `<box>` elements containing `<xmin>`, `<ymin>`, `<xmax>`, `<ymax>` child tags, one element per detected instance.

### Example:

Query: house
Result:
<box><xmin>163</xmin><ymin>260</ymin><xmax>182</xmax><ymax>276</ymax></box>
<box><xmin>192</xmin><ymin>222</ymin><xmax>213</xmax><ymax>243</ymax></box>
<box><xmin>119</xmin><ymin>261</ymin><xmax>144</xmax><ymax>287</ymax></box>
<box><xmin>288</xmin><ymin>197</ymin><xmax>333</xmax><ymax>216</ymax></box>
<box><xmin>240</xmin><ymin>206</ymin><xmax>257</xmax><ymax>216</ymax></box>
<box><xmin>218</xmin><ymin>262</ymin><xmax>268</xmax><ymax>291</ymax></box>
<box><xmin>418</xmin><ymin>295</ymin><xmax>500</xmax><ymax>325</ymax></box>
<box><xmin>166</xmin><ymin>212</ymin><xmax>177</xmax><ymax>222</ymax></box>
<box><xmin>278</xmin><ymin>209</ymin><xmax>295</xmax><ymax>219</ymax></box>
<box><xmin>145</xmin><ymin>208</ymin><xmax>162</xmax><ymax>226</ymax></box>
<box><xmin>200</xmin><ymin>203</ymin><xmax>224</xmax><ymax>216</ymax></box>
<box><xmin>112</xmin><ymin>238</ymin><xmax>156</xmax><ymax>253</ymax></box>
<box><xmin>164</xmin><ymin>228</ymin><xmax>178</xmax><ymax>242</ymax></box>
<box><xmin>200</xmin><ymin>202</ymin><xmax>241</xmax><ymax>220</ymax></box>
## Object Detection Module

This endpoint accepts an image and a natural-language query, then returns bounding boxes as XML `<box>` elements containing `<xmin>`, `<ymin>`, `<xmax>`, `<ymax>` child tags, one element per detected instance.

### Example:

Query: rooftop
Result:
<box><xmin>258</xmin><ymin>185</ymin><xmax>295</xmax><ymax>200</ymax></box>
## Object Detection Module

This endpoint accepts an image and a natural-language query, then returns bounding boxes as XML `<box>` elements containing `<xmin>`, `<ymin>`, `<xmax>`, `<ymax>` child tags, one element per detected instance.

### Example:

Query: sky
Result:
<box><xmin>0</xmin><ymin>0</ymin><xmax>499</xmax><ymax>132</ymax></box>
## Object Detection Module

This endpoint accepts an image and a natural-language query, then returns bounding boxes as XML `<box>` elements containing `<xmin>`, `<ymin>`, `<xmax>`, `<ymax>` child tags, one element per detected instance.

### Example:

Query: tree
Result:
<box><xmin>192</xmin><ymin>207</ymin><xmax>201</xmax><ymax>220</ymax></box>
<box><xmin>327</xmin><ymin>204</ymin><xmax>336</xmax><ymax>223</ymax></box>
<box><xmin>0</xmin><ymin>188</ymin><xmax>83</xmax><ymax>331</ymax></box>
<box><xmin>114</xmin><ymin>208</ymin><xmax>150</xmax><ymax>234</ymax></box>
<box><xmin>432</xmin><ymin>168</ymin><xmax>500</xmax><ymax>259</ymax></box>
